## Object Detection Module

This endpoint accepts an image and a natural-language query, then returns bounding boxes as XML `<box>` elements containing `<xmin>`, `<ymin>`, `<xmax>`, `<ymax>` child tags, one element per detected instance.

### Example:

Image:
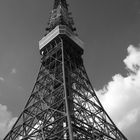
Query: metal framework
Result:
<box><xmin>3</xmin><ymin>0</ymin><xmax>127</xmax><ymax>140</ymax></box>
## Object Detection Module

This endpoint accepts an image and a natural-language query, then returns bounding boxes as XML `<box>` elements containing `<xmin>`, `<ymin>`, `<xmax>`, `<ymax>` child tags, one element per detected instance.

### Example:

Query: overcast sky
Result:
<box><xmin>0</xmin><ymin>0</ymin><xmax>140</xmax><ymax>139</ymax></box>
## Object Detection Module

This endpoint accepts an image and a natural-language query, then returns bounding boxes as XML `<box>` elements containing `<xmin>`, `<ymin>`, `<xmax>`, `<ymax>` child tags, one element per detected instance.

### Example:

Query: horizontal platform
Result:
<box><xmin>39</xmin><ymin>25</ymin><xmax>84</xmax><ymax>51</ymax></box>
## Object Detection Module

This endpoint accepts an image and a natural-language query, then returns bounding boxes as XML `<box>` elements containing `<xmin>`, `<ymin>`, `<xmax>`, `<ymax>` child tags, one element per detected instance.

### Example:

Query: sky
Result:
<box><xmin>0</xmin><ymin>0</ymin><xmax>140</xmax><ymax>139</ymax></box>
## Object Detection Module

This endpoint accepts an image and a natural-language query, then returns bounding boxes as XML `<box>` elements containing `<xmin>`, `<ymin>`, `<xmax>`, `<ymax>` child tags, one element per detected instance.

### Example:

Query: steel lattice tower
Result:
<box><xmin>3</xmin><ymin>0</ymin><xmax>127</xmax><ymax>140</ymax></box>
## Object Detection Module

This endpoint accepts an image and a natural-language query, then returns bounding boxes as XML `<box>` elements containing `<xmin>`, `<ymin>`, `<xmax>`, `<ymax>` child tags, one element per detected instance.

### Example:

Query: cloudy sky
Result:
<box><xmin>0</xmin><ymin>0</ymin><xmax>140</xmax><ymax>139</ymax></box>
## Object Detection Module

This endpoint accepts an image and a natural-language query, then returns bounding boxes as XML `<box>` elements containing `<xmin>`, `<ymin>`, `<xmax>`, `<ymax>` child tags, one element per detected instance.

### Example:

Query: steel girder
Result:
<box><xmin>3</xmin><ymin>36</ymin><xmax>127</xmax><ymax>140</ymax></box>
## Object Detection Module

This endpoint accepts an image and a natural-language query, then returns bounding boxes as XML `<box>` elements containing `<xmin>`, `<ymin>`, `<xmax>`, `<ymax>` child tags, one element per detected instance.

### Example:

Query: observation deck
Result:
<box><xmin>39</xmin><ymin>25</ymin><xmax>84</xmax><ymax>53</ymax></box>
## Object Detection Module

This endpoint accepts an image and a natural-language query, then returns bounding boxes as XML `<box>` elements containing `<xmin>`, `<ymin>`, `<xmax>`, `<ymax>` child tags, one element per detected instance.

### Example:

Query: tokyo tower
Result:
<box><xmin>3</xmin><ymin>0</ymin><xmax>127</xmax><ymax>140</ymax></box>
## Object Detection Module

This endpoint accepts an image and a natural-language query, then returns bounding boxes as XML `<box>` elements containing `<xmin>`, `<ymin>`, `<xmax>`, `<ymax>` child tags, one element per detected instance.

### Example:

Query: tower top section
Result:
<box><xmin>53</xmin><ymin>0</ymin><xmax>68</xmax><ymax>10</ymax></box>
<box><xmin>39</xmin><ymin>0</ymin><xmax>84</xmax><ymax>53</ymax></box>
<box><xmin>45</xmin><ymin>0</ymin><xmax>76</xmax><ymax>35</ymax></box>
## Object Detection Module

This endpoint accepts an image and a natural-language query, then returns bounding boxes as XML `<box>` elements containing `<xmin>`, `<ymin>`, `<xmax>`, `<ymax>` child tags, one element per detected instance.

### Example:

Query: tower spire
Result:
<box><xmin>53</xmin><ymin>0</ymin><xmax>68</xmax><ymax>10</ymax></box>
<box><xmin>45</xmin><ymin>0</ymin><xmax>76</xmax><ymax>35</ymax></box>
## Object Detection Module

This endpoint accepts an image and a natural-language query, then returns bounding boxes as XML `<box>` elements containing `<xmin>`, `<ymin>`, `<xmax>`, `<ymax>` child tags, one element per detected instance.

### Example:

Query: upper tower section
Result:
<box><xmin>45</xmin><ymin>0</ymin><xmax>76</xmax><ymax>35</ymax></box>
<box><xmin>39</xmin><ymin>0</ymin><xmax>84</xmax><ymax>54</ymax></box>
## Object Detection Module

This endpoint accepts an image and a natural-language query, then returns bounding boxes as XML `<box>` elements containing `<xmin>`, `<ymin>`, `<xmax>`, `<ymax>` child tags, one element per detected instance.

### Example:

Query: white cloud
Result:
<box><xmin>124</xmin><ymin>45</ymin><xmax>140</xmax><ymax>72</ymax></box>
<box><xmin>11</xmin><ymin>68</ymin><xmax>16</xmax><ymax>74</ymax></box>
<box><xmin>118</xmin><ymin>108</ymin><xmax>139</xmax><ymax>130</ymax></box>
<box><xmin>97</xmin><ymin>45</ymin><xmax>140</xmax><ymax>140</ymax></box>
<box><xmin>0</xmin><ymin>77</ymin><xmax>5</xmax><ymax>82</ymax></box>
<box><xmin>0</xmin><ymin>104</ymin><xmax>17</xmax><ymax>140</ymax></box>
<box><xmin>0</xmin><ymin>68</ymin><xmax>20</xmax><ymax>139</ymax></box>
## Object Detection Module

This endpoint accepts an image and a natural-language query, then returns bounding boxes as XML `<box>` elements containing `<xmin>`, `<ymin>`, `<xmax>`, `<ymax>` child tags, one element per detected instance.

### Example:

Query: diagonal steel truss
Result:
<box><xmin>3</xmin><ymin>36</ymin><xmax>127</xmax><ymax>140</ymax></box>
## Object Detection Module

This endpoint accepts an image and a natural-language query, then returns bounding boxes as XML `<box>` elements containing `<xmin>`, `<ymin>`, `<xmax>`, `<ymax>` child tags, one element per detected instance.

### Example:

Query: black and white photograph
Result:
<box><xmin>0</xmin><ymin>0</ymin><xmax>140</xmax><ymax>140</ymax></box>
